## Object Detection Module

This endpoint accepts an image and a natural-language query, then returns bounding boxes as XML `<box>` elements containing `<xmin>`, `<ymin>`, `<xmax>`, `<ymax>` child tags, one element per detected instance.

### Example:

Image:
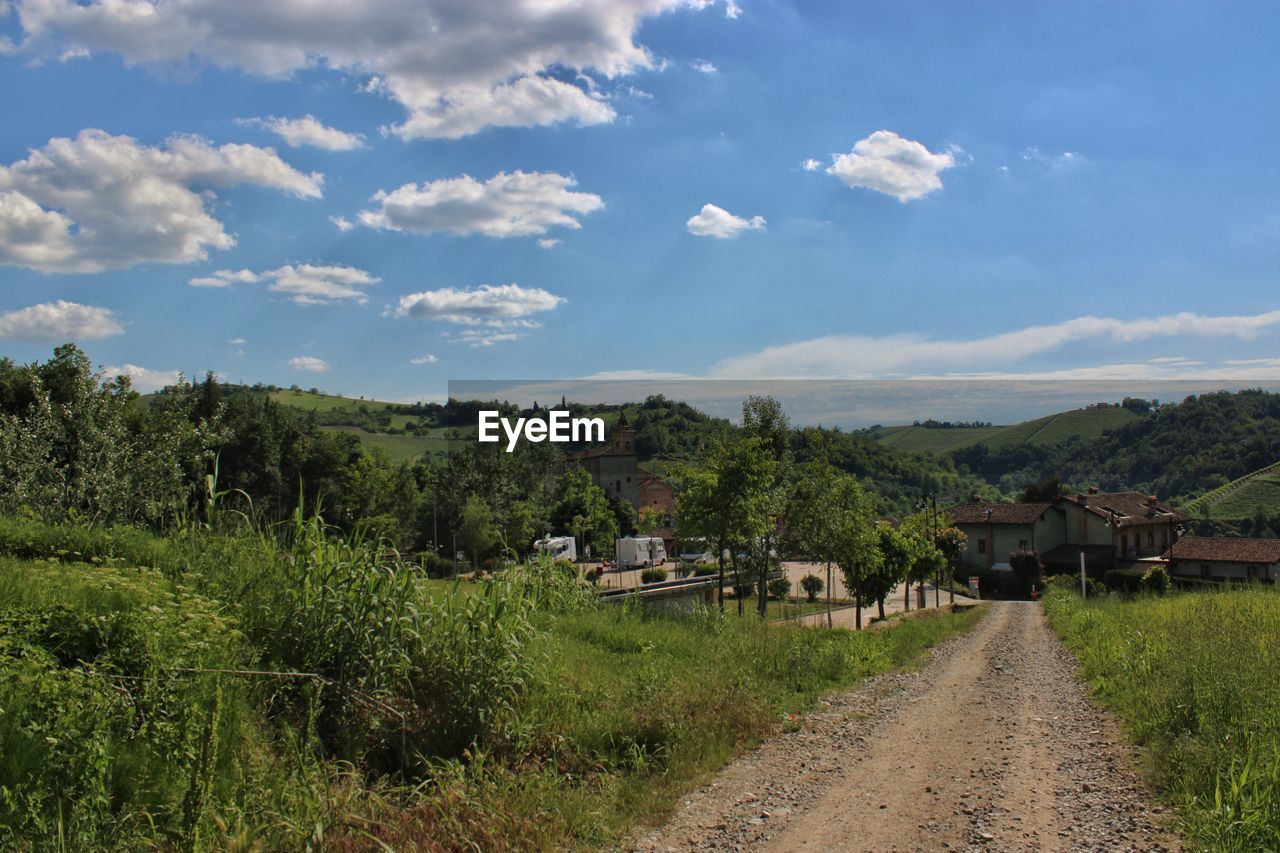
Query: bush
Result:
<box><xmin>767</xmin><ymin>576</ymin><xmax>792</xmax><ymax>600</ymax></box>
<box><xmin>419</xmin><ymin>550</ymin><xmax>457</xmax><ymax>578</ymax></box>
<box><xmin>1140</xmin><ymin>566</ymin><xmax>1171</xmax><ymax>594</ymax></box>
<box><xmin>732</xmin><ymin>579</ymin><xmax>755</xmax><ymax>600</ymax></box>
<box><xmin>1103</xmin><ymin>568</ymin><xmax>1141</xmax><ymax>594</ymax></box>
<box><xmin>640</xmin><ymin>567</ymin><xmax>667</xmax><ymax>584</ymax></box>
<box><xmin>800</xmin><ymin>573</ymin><xmax>824</xmax><ymax>602</ymax></box>
<box><xmin>693</xmin><ymin>564</ymin><xmax>719</xmax><ymax>577</ymax></box>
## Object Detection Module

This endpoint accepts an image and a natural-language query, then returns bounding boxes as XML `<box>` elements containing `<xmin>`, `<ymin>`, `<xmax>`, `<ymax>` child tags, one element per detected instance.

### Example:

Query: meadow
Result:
<box><xmin>0</xmin><ymin>514</ymin><xmax>982</xmax><ymax>850</ymax></box>
<box><xmin>1045</xmin><ymin>588</ymin><xmax>1280</xmax><ymax>851</ymax></box>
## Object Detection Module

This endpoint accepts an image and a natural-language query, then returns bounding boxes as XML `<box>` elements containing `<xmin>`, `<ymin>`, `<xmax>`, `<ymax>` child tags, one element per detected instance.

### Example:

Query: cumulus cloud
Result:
<box><xmin>686</xmin><ymin>203</ymin><xmax>765</xmax><ymax>238</ymax></box>
<box><xmin>103</xmin><ymin>364</ymin><xmax>181</xmax><ymax>392</ymax></box>
<box><xmin>289</xmin><ymin>356</ymin><xmax>330</xmax><ymax>372</ymax></box>
<box><xmin>409</xmin><ymin>354</ymin><xmax>438</xmax><ymax>364</ymax></box>
<box><xmin>800</xmin><ymin>158</ymin><xmax>822</xmax><ymax>172</ymax></box>
<box><xmin>0</xmin><ymin>129</ymin><xmax>321</xmax><ymax>273</ymax></box>
<box><xmin>825</xmin><ymin>130</ymin><xmax>956</xmax><ymax>202</ymax></box>
<box><xmin>329</xmin><ymin>215</ymin><xmax>355</xmax><ymax>232</ymax></box>
<box><xmin>238</xmin><ymin>115</ymin><xmax>364</xmax><ymax>151</ymax></box>
<box><xmin>0</xmin><ymin>300</ymin><xmax>123</xmax><ymax>340</ymax></box>
<box><xmin>393</xmin><ymin>283</ymin><xmax>564</xmax><ymax>325</ymax></box>
<box><xmin>189</xmin><ymin>264</ymin><xmax>378</xmax><ymax>305</ymax></box>
<box><xmin>358</xmin><ymin>171</ymin><xmax>603</xmax><ymax>238</ymax></box>
<box><xmin>538</xmin><ymin>238</ymin><xmax>561</xmax><ymax>249</ymax></box>
<box><xmin>691</xmin><ymin>59</ymin><xmax>717</xmax><ymax>74</ymax></box>
<box><xmin>452</xmin><ymin>329</ymin><xmax>521</xmax><ymax>348</ymax></box>
<box><xmin>227</xmin><ymin>337</ymin><xmax>247</xmax><ymax>345</ymax></box>
<box><xmin>710</xmin><ymin>309</ymin><xmax>1280</xmax><ymax>378</ymax></box>
<box><xmin>7</xmin><ymin>0</ymin><xmax>731</xmax><ymax>139</ymax></box>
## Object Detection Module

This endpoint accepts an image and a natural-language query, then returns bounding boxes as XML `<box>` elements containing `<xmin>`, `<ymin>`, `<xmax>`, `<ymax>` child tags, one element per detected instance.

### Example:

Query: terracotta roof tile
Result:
<box><xmin>1061</xmin><ymin>491</ymin><xmax>1188</xmax><ymax>527</ymax></box>
<box><xmin>1161</xmin><ymin>536</ymin><xmax>1280</xmax><ymax>564</ymax></box>
<box><xmin>950</xmin><ymin>502</ymin><xmax>1052</xmax><ymax>525</ymax></box>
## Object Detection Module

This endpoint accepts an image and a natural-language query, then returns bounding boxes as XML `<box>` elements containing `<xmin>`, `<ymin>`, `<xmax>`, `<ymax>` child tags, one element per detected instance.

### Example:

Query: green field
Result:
<box><xmin>871</xmin><ymin>406</ymin><xmax>1140</xmax><ymax>454</ymax></box>
<box><xmin>1184</xmin><ymin>460</ymin><xmax>1280</xmax><ymax>519</ymax></box>
<box><xmin>0</xmin><ymin>515</ymin><xmax>984</xmax><ymax>850</ymax></box>
<box><xmin>1046</xmin><ymin>587</ymin><xmax>1280</xmax><ymax>849</ymax></box>
<box><xmin>321</xmin><ymin>425</ymin><xmax>454</xmax><ymax>462</ymax></box>
<box><xmin>269</xmin><ymin>388</ymin><xmax>403</xmax><ymax>413</ymax></box>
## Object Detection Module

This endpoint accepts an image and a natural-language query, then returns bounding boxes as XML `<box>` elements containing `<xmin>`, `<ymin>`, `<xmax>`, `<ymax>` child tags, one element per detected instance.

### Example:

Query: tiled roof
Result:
<box><xmin>950</xmin><ymin>503</ymin><xmax>1052</xmax><ymax>525</ymax></box>
<box><xmin>1161</xmin><ymin>536</ymin><xmax>1280</xmax><ymax>564</ymax></box>
<box><xmin>1061</xmin><ymin>491</ymin><xmax>1188</xmax><ymax>527</ymax></box>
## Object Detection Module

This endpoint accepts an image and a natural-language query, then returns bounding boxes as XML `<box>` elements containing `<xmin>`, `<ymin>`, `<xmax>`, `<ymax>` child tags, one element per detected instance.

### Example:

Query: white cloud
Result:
<box><xmin>189</xmin><ymin>268</ymin><xmax>260</xmax><ymax>288</ymax></box>
<box><xmin>710</xmin><ymin>309</ymin><xmax>1280</xmax><ymax>378</ymax></box>
<box><xmin>686</xmin><ymin>202</ymin><xmax>765</xmax><ymax>238</ymax></box>
<box><xmin>0</xmin><ymin>129</ymin><xmax>321</xmax><ymax>273</ymax></box>
<box><xmin>289</xmin><ymin>356</ymin><xmax>330</xmax><ymax>372</ymax></box>
<box><xmin>393</xmin><ymin>283</ymin><xmax>564</xmax><ymax>325</ymax></box>
<box><xmin>358</xmin><ymin>171</ymin><xmax>603</xmax><ymax>238</ymax></box>
<box><xmin>8</xmin><ymin>1</ymin><xmax>724</xmax><ymax>139</ymax></box>
<box><xmin>826</xmin><ymin>130</ymin><xmax>956</xmax><ymax>202</ymax></box>
<box><xmin>0</xmin><ymin>300</ymin><xmax>123</xmax><ymax>340</ymax></box>
<box><xmin>801</xmin><ymin>158</ymin><xmax>822</xmax><ymax>172</ymax></box>
<box><xmin>409</xmin><ymin>354</ymin><xmax>438</xmax><ymax>364</ymax></box>
<box><xmin>329</xmin><ymin>215</ymin><xmax>355</xmax><ymax>232</ymax></box>
<box><xmin>725</xmin><ymin>0</ymin><xmax>742</xmax><ymax>19</ymax></box>
<box><xmin>452</xmin><ymin>329</ymin><xmax>521</xmax><ymax>348</ymax></box>
<box><xmin>237</xmin><ymin>115</ymin><xmax>364</xmax><ymax>151</ymax></box>
<box><xmin>692</xmin><ymin>59</ymin><xmax>717</xmax><ymax>74</ymax></box>
<box><xmin>190</xmin><ymin>264</ymin><xmax>378</xmax><ymax>305</ymax></box>
<box><xmin>538</xmin><ymin>238</ymin><xmax>561</xmax><ymax>249</ymax></box>
<box><xmin>104</xmin><ymin>363</ymin><xmax>181</xmax><ymax>392</ymax></box>
<box><xmin>227</xmin><ymin>337</ymin><xmax>247</xmax><ymax>345</ymax></box>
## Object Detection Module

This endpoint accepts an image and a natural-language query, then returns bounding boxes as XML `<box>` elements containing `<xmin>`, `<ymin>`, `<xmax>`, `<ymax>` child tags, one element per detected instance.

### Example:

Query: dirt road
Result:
<box><xmin>633</xmin><ymin>602</ymin><xmax>1177</xmax><ymax>852</ymax></box>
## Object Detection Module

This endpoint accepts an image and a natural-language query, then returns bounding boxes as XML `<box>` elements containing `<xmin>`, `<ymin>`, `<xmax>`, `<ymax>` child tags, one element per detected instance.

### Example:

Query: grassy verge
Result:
<box><xmin>1044</xmin><ymin>589</ymin><xmax>1280</xmax><ymax>851</ymax></box>
<box><xmin>0</xmin><ymin>516</ymin><xmax>984</xmax><ymax>850</ymax></box>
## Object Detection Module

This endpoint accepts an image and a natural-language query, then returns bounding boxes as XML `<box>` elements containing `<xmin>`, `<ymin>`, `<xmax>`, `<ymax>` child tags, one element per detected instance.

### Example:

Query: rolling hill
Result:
<box><xmin>1183</xmin><ymin>460</ymin><xmax>1280</xmax><ymax>520</ymax></box>
<box><xmin>869</xmin><ymin>406</ymin><xmax>1141</xmax><ymax>455</ymax></box>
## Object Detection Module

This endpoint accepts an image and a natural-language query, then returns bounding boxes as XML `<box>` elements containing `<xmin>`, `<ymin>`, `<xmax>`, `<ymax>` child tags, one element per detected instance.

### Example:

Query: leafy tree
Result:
<box><xmin>800</xmin><ymin>573</ymin><xmax>824</xmax><ymax>603</ymax></box>
<box><xmin>550</xmin><ymin>466</ymin><xmax>617</xmax><ymax>558</ymax></box>
<box><xmin>870</xmin><ymin>525</ymin><xmax>914</xmax><ymax>621</ymax></box>
<box><xmin>741</xmin><ymin>396</ymin><xmax>791</xmax><ymax>618</ymax></box>
<box><xmin>1008</xmin><ymin>548</ymin><xmax>1044</xmax><ymax>596</ymax></box>
<box><xmin>457</xmin><ymin>493</ymin><xmax>498</xmax><ymax>569</ymax></box>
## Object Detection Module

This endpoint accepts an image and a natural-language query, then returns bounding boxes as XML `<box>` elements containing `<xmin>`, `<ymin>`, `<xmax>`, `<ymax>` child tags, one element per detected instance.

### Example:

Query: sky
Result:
<box><xmin>2</xmin><ymin>0</ymin><xmax>1280</xmax><ymax>403</ymax></box>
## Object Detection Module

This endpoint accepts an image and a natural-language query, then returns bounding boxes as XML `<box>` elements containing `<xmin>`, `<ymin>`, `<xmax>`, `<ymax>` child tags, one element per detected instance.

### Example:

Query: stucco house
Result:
<box><xmin>1159</xmin><ymin>536</ymin><xmax>1280</xmax><ymax>583</ymax></box>
<box><xmin>951</xmin><ymin>489</ymin><xmax>1188</xmax><ymax>576</ymax></box>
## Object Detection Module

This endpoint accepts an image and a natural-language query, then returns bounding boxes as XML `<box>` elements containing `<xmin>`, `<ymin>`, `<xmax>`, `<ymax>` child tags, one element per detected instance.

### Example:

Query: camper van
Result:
<box><xmin>615</xmin><ymin>536</ymin><xmax>667</xmax><ymax>569</ymax></box>
<box><xmin>533</xmin><ymin>535</ymin><xmax>577</xmax><ymax>562</ymax></box>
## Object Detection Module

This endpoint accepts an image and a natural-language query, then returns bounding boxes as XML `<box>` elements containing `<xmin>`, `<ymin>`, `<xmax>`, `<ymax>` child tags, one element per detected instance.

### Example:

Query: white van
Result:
<box><xmin>615</xmin><ymin>536</ymin><xmax>667</xmax><ymax>569</ymax></box>
<box><xmin>533</xmin><ymin>535</ymin><xmax>577</xmax><ymax>562</ymax></box>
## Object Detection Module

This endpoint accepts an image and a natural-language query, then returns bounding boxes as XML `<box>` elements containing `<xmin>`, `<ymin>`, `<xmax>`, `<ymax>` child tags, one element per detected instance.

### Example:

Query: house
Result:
<box><xmin>1159</xmin><ymin>536</ymin><xmax>1280</xmax><ymax>583</ymax></box>
<box><xmin>950</xmin><ymin>501</ymin><xmax>1059</xmax><ymax>569</ymax></box>
<box><xmin>950</xmin><ymin>489</ymin><xmax>1188</xmax><ymax>577</ymax></box>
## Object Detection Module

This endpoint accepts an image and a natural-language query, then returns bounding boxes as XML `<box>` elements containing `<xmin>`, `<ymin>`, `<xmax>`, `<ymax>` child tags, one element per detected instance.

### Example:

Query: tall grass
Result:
<box><xmin>1045</xmin><ymin>588</ymin><xmax>1280</xmax><ymax>850</ymax></box>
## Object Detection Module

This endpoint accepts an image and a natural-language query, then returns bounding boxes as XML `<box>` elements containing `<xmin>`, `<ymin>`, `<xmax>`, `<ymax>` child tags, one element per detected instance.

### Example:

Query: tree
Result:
<box><xmin>1008</xmin><ymin>548</ymin><xmax>1043</xmax><ymax>595</ymax></box>
<box><xmin>826</xmin><ymin>472</ymin><xmax>882</xmax><ymax>630</ymax></box>
<box><xmin>457</xmin><ymin>493</ymin><xmax>498</xmax><ymax>570</ymax></box>
<box><xmin>870</xmin><ymin>525</ymin><xmax>913</xmax><ymax>621</ymax></box>
<box><xmin>800</xmin><ymin>574</ymin><xmax>824</xmax><ymax>603</ymax></box>
<box><xmin>742</xmin><ymin>396</ymin><xmax>791</xmax><ymax>618</ymax></box>
<box><xmin>550</xmin><ymin>466</ymin><xmax>617</xmax><ymax>559</ymax></box>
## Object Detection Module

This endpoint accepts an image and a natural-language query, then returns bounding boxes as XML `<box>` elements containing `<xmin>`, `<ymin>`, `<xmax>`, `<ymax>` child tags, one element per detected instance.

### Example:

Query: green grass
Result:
<box><xmin>353</xmin><ymin>601</ymin><xmax>985</xmax><ymax>848</ymax></box>
<box><xmin>871</xmin><ymin>406</ymin><xmax>1140</xmax><ymax>454</ymax></box>
<box><xmin>1045</xmin><ymin>588</ymin><xmax>1280</xmax><ymax>850</ymax></box>
<box><xmin>0</xmin><ymin>513</ymin><xmax>985</xmax><ymax>850</ymax></box>
<box><xmin>321</xmin><ymin>425</ymin><xmax>451</xmax><ymax>462</ymax></box>
<box><xmin>268</xmin><ymin>388</ymin><xmax>401</xmax><ymax>413</ymax></box>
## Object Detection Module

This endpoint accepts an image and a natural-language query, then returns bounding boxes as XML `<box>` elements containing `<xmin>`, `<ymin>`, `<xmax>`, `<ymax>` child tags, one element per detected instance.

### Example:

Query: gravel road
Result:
<box><xmin>632</xmin><ymin>602</ymin><xmax>1178</xmax><ymax>852</ymax></box>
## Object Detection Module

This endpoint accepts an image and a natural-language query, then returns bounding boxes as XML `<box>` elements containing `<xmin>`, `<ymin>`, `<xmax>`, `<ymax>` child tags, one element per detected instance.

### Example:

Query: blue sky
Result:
<box><xmin>2</xmin><ymin>0</ymin><xmax>1279</xmax><ymax>402</ymax></box>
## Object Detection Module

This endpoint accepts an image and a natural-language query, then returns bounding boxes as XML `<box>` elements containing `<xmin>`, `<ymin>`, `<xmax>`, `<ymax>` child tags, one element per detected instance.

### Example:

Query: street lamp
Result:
<box><xmin>917</xmin><ymin>492</ymin><xmax>940</xmax><ymax>608</ymax></box>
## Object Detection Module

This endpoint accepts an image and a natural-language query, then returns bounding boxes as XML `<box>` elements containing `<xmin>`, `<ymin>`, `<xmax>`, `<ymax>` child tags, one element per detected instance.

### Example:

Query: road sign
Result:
<box><xmin>968</xmin><ymin>576</ymin><xmax>980</xmax><ymax>596</ymax></box>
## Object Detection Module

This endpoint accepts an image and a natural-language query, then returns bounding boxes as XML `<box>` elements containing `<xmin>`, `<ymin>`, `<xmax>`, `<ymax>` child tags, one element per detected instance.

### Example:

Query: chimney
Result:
<box><xmin>1088</xmin><ymin>486</ymin><xmax>1100</xmax><ymax>495</ymax></box>
<box><xmin>1147</xmin><ymin>495</ymin><xmax>1159</xmax><ymax>504</ymax></box>
<box><xmin>1077</xmin><ymin>494</ymin><xmax>1089</xmax><ymax>506</ymax></box>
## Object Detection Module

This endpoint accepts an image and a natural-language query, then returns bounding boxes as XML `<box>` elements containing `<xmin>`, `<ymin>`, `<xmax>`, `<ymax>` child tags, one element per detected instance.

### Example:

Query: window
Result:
<box><xmin>1148</xmin><ymin>532</ymin><xmax>1155</xmax><ymax>547</ymax></box>
<box><xmin>977</xmin><ymin>539</ymin><xmax>987</xmax><ymax>554</ymax></box>
<box><xmin>1121</xmin><ymin>534</ymin><xmax>1128</xmax><ymax>556</ymax></box>
<box><xmin>1200</xmin><ymin>563</ymin><xmax>1211</xmax><ymax>580</ymax></box>
<box><xmin>1161</xmin><ymin>530</ymin><xmax>1168</xmax><ymax>548</ymax></box>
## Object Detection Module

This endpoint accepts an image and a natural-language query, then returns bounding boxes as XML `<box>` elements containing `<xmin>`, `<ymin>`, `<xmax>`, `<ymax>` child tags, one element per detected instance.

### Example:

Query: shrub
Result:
<box><xmin>1140</xmin><ymin>566</ymin><xmax>1171</xmax><ymax>594</ymax></box>
<box><xmin>693</xmin><ymin>564</ymin><xmax>719</xmax><ymax>577</ymax></box>
<box><xmin>640</xmin><ymin>567</ymin><xmax>667</xmax><ymax>584</ymax></box>
<box><xmin>733</xmin><ymin>579</ymin><xmax>755</xmax><ymax>600</ymax></box>
<box><xmin>767</xmin><ymin>576</ymin><xmax>792</xmax><ymax>600</ymax></box>
<box><xmin>800</xmin><ymin>573</ymin><xmax>825</xmax><ymax>602</ymax></box>
<box><xmin>419</xmin><ymin>550</ymin><xmax>456</xmax><ymax>578</ymax></box>
<box><xmin>1104</xmin><ymin>568</ymin><xmax>1144</xmax><ymax>594</ymax></box>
